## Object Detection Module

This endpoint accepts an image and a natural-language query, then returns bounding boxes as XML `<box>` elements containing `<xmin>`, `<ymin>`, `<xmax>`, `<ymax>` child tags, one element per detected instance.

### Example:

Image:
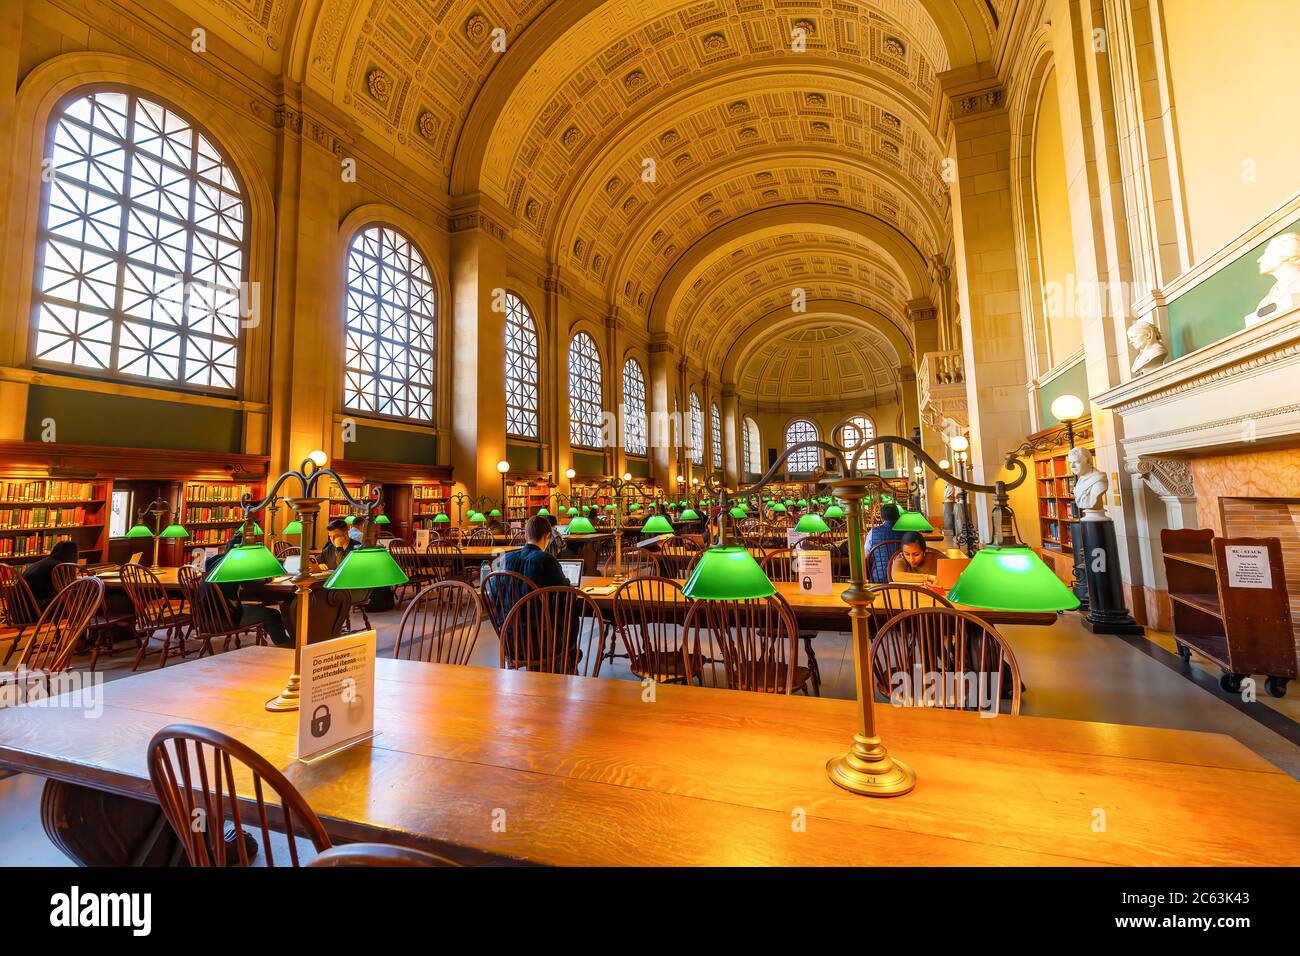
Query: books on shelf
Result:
<box><xmin>0</xmin><ymin>506</ymin><xmax>88</xmax><ymax>530</ymax></box>
<box><xmin>0</xmin><ymin>531</ymin><xmax>75</xmax><ymax>558</ymax></box>
<box><xmin>0</xmin><ymin>479</ymin><xmax>99</xmax><ymax>503</ymax></box>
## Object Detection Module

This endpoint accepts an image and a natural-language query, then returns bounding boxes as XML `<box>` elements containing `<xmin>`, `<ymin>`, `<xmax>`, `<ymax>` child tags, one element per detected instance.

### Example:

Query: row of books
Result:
<box><xmin>0</xmin><ymin>479</ymin><xmax>100</xmax><ymax>503</ymax></box>
<box><xmin>183</xmin><ymin>483</ymin><xmax>255</xmax><ymax>503</ymax></box>
<box><xmin>0</xmin><ymin>506</ymin><xmax>88</xmax><ymax>530</ymax></box>
<box><xmin>0</xmin><ymin>531</ymin><xmax>74</xmax><ymax>558</ymax></box>
<box><xmin>183</xmin><ymin>531</ymin><xmax>233</xmax><ymax>546</ymax></box>
<box><xmin>183</xmin><ymin>506</ymin><xmax>245</xmax><ymax>523</ymax></box>
<box><xmin>412</xmin><ymin>484</ymin><xmax>451</xmax><ymax>500</ymax></box>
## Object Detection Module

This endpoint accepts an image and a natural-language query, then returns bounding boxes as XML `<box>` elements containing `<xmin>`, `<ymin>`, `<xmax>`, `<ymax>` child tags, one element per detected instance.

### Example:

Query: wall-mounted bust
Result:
<box><xmin>1127</xmin><ymin>318</ymin><xmax>1167</xmax><ymax>375</ymax></box>
<box><xmin>1245</xmin><ymin>232</ymin><xmax>1300</xmax><ymax>328</ymax></box>
<box><xmin>1068</xmin><ymin>446</ymin><xmax>1109</xmax><ymax>521</ymax></box>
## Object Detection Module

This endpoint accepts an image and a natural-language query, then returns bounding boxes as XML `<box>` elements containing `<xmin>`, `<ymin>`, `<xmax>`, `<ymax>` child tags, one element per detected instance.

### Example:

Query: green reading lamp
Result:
<box><xmin>771</xmin><ymin>502</ymin><xmax>787</xmax><ymax>514</ymax></box>
<box><xmin>823</xmin><ymin>504</ymin><xmax>844</xmax><ymax>519</ymax></box>
<box><xmin>282</xmin><ymin>519</ymin><xmax>303</xmax><ymax>536</ymax></box>
<box><xmin>679</xmin><ymin>508</ymin><xmax>700</xmax><ymax>521</ymax></box>
<box><xmin>325</xmin><ymin>543</ymin><xmax>408</xmax><ymax>590</ymax></box>
<box><xmin>728</xmin><ymin>506</ymin><xmax>746</xmax><ymax>519</ymax></box>
<box><xmin>537</xmin><ymin>507</ymin><xmax>551</xmax><ymax>517</ymax></box>
<box><xmin>796</xmin><ymin>498</ymin><xmax>808</xmax><ymax>508</ymax></box>
<box><xmin>206</xmin><ymin>539</ymin><xmax>286</xmax><ymax>584</ymax></box>
<box><xmin>374</xmin><ymin>514</ymin><xmax>391</xmax><ymax>526</ymax></box>
<box><xmin>604</xmin><ymin>504</ymin><xmax>615</xmax><ymax>512</ymax></box>
<box><xmin>343</xmin><ymin>515</ymin><xmax>355</xmax><ymax>526</ymax></box>
<box><xmin>893</xmin><ymin>511</ymin><xmax>934</xmax><ymax>533</ymax></box>
<box><xmin>566</xmin><ymin>507</ymin><xmax>578</xmax><ymax>516</ymax></box>
<box><xmin>433</xmin><ymin>512</ymin><xmax>450</xmax><ymax>524</ymax></box>
<box><xmin>489</xmin><ymin>508</ymin><xmax>502</xmax><ymax>518</ymax></box>
<box><xmin>794</xmin><ymin>512</ymin><xmax>830</xmax><ymax>534</ymax></box>
<box><xmin>642</xmin><ymin>514</ymin><xmax>673</xmax><ymax>534</ymax></box>
<box><xmin>125</xmin><ymin>523</ymin><xmax>152</xmax><ymax>539</ymax></box>
<box><xmin>469</xmin><ymin>511</ymin><xmax>487</xmax><ymax>524</ymax></box>
<box><xmin>567</xmin><ymin>515</ymin><xmax>596</xmax><ymax>535</ymax></box>
<box><xmin>682</xmin><ymin>545</ymin><xmax>776</xmax><ymax>600</ymax></box>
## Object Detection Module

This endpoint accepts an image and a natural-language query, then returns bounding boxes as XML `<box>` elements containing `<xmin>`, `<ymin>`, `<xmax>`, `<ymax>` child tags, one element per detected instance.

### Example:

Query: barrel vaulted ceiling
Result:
<box><xmin>179</xmin><ymin>0</ymin><xmax>1002</xmax><ymax>404</ymax></box>
<box><xmin>738</xmin><ymin>323</ymin><xmax>900</xmax><ymax>407</ymax></box>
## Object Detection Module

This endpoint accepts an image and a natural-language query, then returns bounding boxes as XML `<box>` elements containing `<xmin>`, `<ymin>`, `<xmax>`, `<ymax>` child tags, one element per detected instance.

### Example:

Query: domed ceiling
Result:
<box><xmin>737</xmin><ymin>322</ymin><xmax>900</xmax><ymax>406</ymax></box>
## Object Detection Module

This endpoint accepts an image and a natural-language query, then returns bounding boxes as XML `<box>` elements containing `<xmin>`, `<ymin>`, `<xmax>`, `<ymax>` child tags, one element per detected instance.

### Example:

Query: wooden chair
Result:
<box><xmin>598</xmin><ymin>549</ymin><xmax>659</xmax><ymax>579</ymax></box>
<box><xmin>870</xmin><ymin>607</ymin><xmax>1022</xmax><ymax>715</ymax></box>
<box><xmin>426</xmin><ymin>541</ymin><xmax>464</xmax><ymax>584</ymax></box>
<box><xmin>273</xmin><ymin>541</ymin><xmax>300</xmax><ymax>560</ymax></box>
<box><xmin>0</xmin><ymin>563</ymin><xmax>43</xmax><ymax>666</ymax></box>
<box><xmin>307</xmin><ymin>844</ymin><xmax>458</xmax><ymax>867</ymax></box>
<box><xmin>507</xmin><ymin>524</ymin><xmax>527</xmax><ymax>544</ymax></box>
<box><xmin>146</xmin><ymin>723</ymin><xmax>332</xmax><ymax>867</ymax></box>
<box><xmin>655</xmin><ymin>536</ymin><xmax>701</xmax><ymax>578</ymax></box>
<box><xmin>498</xmin><ymin>586</ymin><xmax>608</xmax><ymax>677</ymax></box>
<box><xmin>393</xmin><ymin>580</ymin><xmax>483</xmax><ymax>665</ymax></box>
<box><xmin>869</xmin><ymin>583</ymin><xmax>953</xmax><ymax>616</ymax></box>
<box><xmin>54</xmin><ymin>562</ymin><xmax>132</xmax><ymax>670</ymax></box>
<box><xmin>11</xmin><ymin>576</ymin><xmax>104</xmax><ymax>673</ymax></box>
<box><xmin>388</xmin><ymin>544</ymin><xmax>425</xmax><ymax>603</ymax></box>
<box><xmin>612</xmin><ymin>576</ymin><xmax>700</xmax><ymax>684</ymax></box>
<box><xmin>866</xmin><ymin>537</ymin><xmax>903</xmax><ymax>584</ymax></box>
<box><xmin>464</xmin><ymin>528</ymin><xmax>495</xmax><ymax>548</ymax></box>
<box><xmin>479</xmin><ymin>569</ymin><xmax>537</xmax><ymax>639</ymax></box>
<box><xmin>181</xmin><ymin>571</ymin><xmax>269</xmax><ymax>657</ymax></box>
<box><xmin>682</xmin><ymin>594</ymin><xmax>813</xmax><ymax>695</ymax></box>
<box><xmin>759</xmin><ymin>549</ymin><xmax>823</xmax><ymax>694</ymax></box>
<box><xmin>793</xmin><ymin>534</ymin><xmax>851</xmax><ymax>581</ymax></box>
<box><xmin>119</xmin><ymin>563</ymin><xmax>194</xmax><ymax>670</ymax></box>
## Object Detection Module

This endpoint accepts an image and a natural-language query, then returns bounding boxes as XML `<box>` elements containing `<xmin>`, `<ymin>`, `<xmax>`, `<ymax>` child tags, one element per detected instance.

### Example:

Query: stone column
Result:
<box><xmin>1128</xmin><ymin>455</ymin><xmax>1197</xmax><ymax>629</ymax></box>
<box><xmin>647</xmin><ymin>333</ymin><xmax>675</xmax><ymax>489</ymax></box>
<box><xmin>721</xmin><ymin>384</ymin><xmax>741</xmax><ymax>487</ymax></box>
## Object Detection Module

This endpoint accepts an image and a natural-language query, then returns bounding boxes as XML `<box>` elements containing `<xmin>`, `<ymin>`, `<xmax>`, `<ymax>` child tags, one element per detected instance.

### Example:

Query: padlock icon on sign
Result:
<box><xmin>310</xmin><ymin>704</ymin><xmax>331</xmax><ymax>738</ymax></box>
<box><xmin>801</xmin><ymin>575</ymin><xmax>812</xmax><ymax>591</ymax></box>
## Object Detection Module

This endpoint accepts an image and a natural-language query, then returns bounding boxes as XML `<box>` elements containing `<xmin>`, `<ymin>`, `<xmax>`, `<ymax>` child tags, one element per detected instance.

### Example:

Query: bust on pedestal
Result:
<box><xmin>1245</xmin><ymin>232</ymin><xmax>1300</xmax><ymax>328</ymax></box>
<box><xmin>1070</xmin><ymin>448</ymin><xmax>1143</xmax><ymax>635</ymax></box>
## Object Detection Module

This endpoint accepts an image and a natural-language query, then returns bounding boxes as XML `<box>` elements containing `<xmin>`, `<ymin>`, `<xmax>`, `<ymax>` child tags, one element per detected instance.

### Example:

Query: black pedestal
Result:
<box><xmin>1079</xmin><ymin>518</ymin><xmax>1144</xmax><ymax>635</ymax></box>
<box><xmin>1070</xmin><ymin>505</ymin><xmax>1090</xmax><ymax>612</ymax></box>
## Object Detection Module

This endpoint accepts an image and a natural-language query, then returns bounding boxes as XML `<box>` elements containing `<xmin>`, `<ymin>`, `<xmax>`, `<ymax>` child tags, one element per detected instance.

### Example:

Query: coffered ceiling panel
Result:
<box><xmin>738</xmin><ymin>322</ymin><xmax>899</xmax><ymax>405</ymax></box>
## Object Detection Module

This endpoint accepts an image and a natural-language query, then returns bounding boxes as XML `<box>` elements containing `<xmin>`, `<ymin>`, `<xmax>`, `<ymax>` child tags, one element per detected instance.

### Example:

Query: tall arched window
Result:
<box><xmin>838</xmin><ymin>415</ymin><xmax>877</xmax><ymax>470</ymax></box>
<box><xmin>343</xmin><ymin>225</ymin><xmax>436</xmax><ymax>421</ymax></box>
<box><xmin>743</xmin><ymin>417</ymin><xmax>762</xmax><ymax>474</ymax></box>
<box><xmin>622</xmin><ymin>358</ymin><xmax>647</xmax><ymax>456</ymax></box>
<box><xmin>568</xmin><ymin>332</ymin><xmax>603</xmax><ymax>448</ymax></box>
<box><xmin>688</xmin><ymin>393</ymin><xmax>704</xmax><ymax>465</ymax></box>
<box><xmin>34</xmin><ymin>90</ymin><xmax>248</xmax><ymax>390</ymax></box>
<box><xmin>505</xmin><ymin>291</ymin><xmax>539</xmax><ymax>438</ymax></box>
<box><xmin>785</xmin><ymin>419</ymin><xmax>820</xmax><ymax>474</ymax></box>
<box><xmin>710</xmin><ymin>401</ymin><xmax>723</xmax><ymax>469</ymax></box>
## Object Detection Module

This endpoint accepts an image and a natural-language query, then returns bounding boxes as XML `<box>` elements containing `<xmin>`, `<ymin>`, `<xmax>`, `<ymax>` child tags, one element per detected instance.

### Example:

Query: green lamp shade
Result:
<box><xmin>125</xmin><ymin>524</ymin><xmax>152</xmax><ymax>539</ymax></box>
<box><xmin>678</xmin><ymin>500</ymin><xmax>688</xmax><ymax>507</ymax></box>
<box><xmin>630</xmin><ymin>502</ymin><xmax>642</xmax><ymax>512</ymax></box>
<box><xmin>682</xmin><ymin>547</ymin><xmax>777</xmax><ymax>600</ymax></box>
<box><xmin>205</xmin><ymin>544</ymin><xmax>286</xmax><ymax>584</ymax></box>
<box><xmin>893</xmin><ymin>511</ymin><xmax>934</xmax><ymax>533</ymax></box>
<box><xmin>566</xmin><ymin>507</ymin><xmax>578</xmax><ymax>515</ymax></box>
<box><xmin>160</xmin><ymin>523</ymin><xmax>188</xmax><ymax>539</ymax></box>
<box><xmin>433</xmin><ymin>513</ymin><xmax>450</xmax><ymax>523</ymax></box>
<box><xmin>946</xmin><ymin>546</ymin><xmax>1081</xmax><ymax>613</ymax></box>
<box><xmin>325</xmin><ymin>547</ymin><xmax>409</xmax><ymax>590</ymax></box>
<box><xmin>794</xmin><ymin>513</ymin><xmax>829</xmax><ymax>534</ymax></box>
<box><xmin>567</xmin><ymin>516</ymin><xmax>596</xmax><ymax>534</ymax></box>
<box><xmin>728</xmin><ymin>506</ymin><xmax>747</xmax><ymax>519</ymax></box>
<box><xmin>679</xmin><ymin>508</ymin><xmax>700</xmax><ymax>521</ymax></box>
<box><xmin>823</xmin><ymin>505</ymin><xmax>844</xmax><ymax>519</ymax></box>
<box><xmin>374</xmin><ymin>514</ymin><xmax>391</xmax><ymax>525</ymax></box>
<box><xmin>604</xmin><ymin>504</ymin><xmax>615</xmax><ymax>511</ymax></box>
<box><xmin>470</xmin><ymin>511</ymin><xmax>487</xmax><ymax>523</ymax></box>
<box><xmin>537</xmin><ymin>507</ymin><xmax>550</xmax><ymax>516</ymax></box>
<box><xmin>882</xmin><ymin>494</ymin><xmax>894</xmax><ymax>504</ymax></box>
<box><xmin>796</xmin><ymin>499</ymin><xmax>808</xmax><ymax>508</ymax></box>
<box><xmin>771</xmin><ymin>503</ymin><xmax>787</xmax><ymax>513</ymax></box>
<box><xmin>250</xmin><ymin>522</ymin><xmax>264</xmax><ymax>535</ymax></box>
<box><xmin>282</xmin><ymin>519</ymin><xmax>303</xmax><ymax>536</ymax></box>
<box><xmin>490</xmin><ymin>508</ymin><xmax>503</xmax><ymax>517</ymax></box>
<box><xmin>642</xmin><ymin>514</ymin><xmax>674</xmax><ymax>534</ymax></box>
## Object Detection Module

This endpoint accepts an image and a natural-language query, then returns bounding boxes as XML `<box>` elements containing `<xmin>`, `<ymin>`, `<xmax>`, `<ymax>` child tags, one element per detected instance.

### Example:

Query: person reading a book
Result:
<box><xmin>889</xmin><ymin>531</ymin><xmax>944</xmax><ymax>583</ymax></box>
<box><xmin>22</xmin><ymin>539</ymin><xmax>80</xmax><ymax>608</ymax></box>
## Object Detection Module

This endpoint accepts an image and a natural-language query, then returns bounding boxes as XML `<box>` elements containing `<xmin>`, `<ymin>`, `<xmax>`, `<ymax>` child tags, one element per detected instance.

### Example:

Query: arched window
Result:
<box><xmin>838</xmin><ymin>415</ymin><xmax>877</xmax><ymax>470</ymax></box>
<box><xmin>343</xmin><ymin>225</ymin><xmax>436</xmax><ymax>421</ymax></box>
<box><xmin>711</xmin><ymin>401</ymin><xmax>723</xmax><ymax>469</ymax></box>
<box><xmin>505</xmin><ymin>292</ymin><xmax>539</xmax><ymax>438</ymax></box>
<box><xmin>785</xmin><ymin>419</ymin><xmax>820</xmax><ymax>474</ymax></box>
<box><xmin>33</xmin><ymin>90</ymin><xmax>248</xmax><ymax>390</ymax></box>
<box><xmin>621</xmin><ymin>358</ymin><xmax>647</xmax><ymax>456</ymax></box>
<box><xmin>743</xmin><ymin>417</ymin><xmax>762</xmax><ymax>474</ymax></box>
<box><xmin>568</xmin><ymin>332</ymin><xmax>603</xmax><ymax>449</ymax></box>
<box><xmin>689</xmin><ymin>393</ymin><xmax>704</xmax><ymax>465</ymax></box>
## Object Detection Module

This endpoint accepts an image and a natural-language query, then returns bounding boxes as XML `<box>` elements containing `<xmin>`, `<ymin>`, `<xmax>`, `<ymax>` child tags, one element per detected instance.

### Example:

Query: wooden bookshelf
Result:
<box><xmin>1161</xmin><ymin>528</ymin><xmax>1295</xmax><ymax>697</ymax></box>
<box><xmin>505</xmin><ymin>475</ymin><xmax>553</xmax><ymax>524</ymax></box>
<box><xmin>410</xmin><ymin>481</ymin><xmax>453</xmax><ymax>525</ymax></box>
<box><xmin>0</xmin><ymin>478</ymin><xmax>110</xmax><ymax>564</ymax></box>
<box><xmin>1033</xmin><ymin>436</ymin><xmax>1093</xmax><ymax>555</ymax></box>
<box><xmin>179</xmin><ymin>481</ymin><xmax>263</xmax><ymax>551</ymax></box>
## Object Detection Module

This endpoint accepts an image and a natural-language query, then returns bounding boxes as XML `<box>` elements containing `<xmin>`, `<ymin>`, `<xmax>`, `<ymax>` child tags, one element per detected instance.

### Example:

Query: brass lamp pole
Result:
<box><xmin>711</xmin><ymin>435</ymin><xmax>1029</xmax><ymax>797</ymax></box>
<box><xmin>595</xmin><ymin>472</ymin><xmax>643</xmax><ymax>583</ymax></box>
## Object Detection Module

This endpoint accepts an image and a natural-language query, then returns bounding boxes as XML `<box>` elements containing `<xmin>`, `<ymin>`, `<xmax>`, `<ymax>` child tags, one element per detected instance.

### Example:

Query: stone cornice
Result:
<box><xmin>1130</xmin><ymin>456</ymin><xmax>1195</xmax><ymax>499</ymax></box>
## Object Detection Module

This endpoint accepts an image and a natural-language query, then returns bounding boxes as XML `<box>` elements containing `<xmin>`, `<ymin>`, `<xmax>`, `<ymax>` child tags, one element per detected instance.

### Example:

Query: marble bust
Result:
<box><xmin>1068</xmin><ymin>447</ymin><xmax>1109</xmax><ymax>521</ymax></box>
<box><xmin>1127</xmin><ymin>318</ymin><xmax>1167</xmax><ymax>375</ymax></box>
<box><xmin>1245</xmin><ymin>232</ymin><xmax>1300</xmax><ymax>327</ymax></box>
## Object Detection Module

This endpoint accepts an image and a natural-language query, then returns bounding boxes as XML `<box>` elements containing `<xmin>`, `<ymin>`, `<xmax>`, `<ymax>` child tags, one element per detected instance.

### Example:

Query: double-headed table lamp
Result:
<box><xmin>124</xmin><ymin>497</ymin><xmax>188</xmax><ymax>571</ymax></box>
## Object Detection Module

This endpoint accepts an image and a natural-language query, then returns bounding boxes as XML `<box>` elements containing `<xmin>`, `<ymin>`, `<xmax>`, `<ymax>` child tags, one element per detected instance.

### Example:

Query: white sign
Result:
<box><xmin>1225</xmin><ymin>545</ymin><xmax>1272</xmax><ymax>589</ymax></box>
<box><xmin>794</xmin><ymin>550</ymin><xmax>833</xmax><ymax>595</ymax></box>
<box><xmin>296</xmin><ymin>630</ymin><xmax>377</xmax><ymax>762</ymax></box>
<box><xmin>786</xmin><ymin>529</ymin><xmax>808</xmax><ymax>549</ymax></box>
<box><xmin>413</xmin><ymin>528</ymin><xmax>430</xmax><ymax>551</ymax></box>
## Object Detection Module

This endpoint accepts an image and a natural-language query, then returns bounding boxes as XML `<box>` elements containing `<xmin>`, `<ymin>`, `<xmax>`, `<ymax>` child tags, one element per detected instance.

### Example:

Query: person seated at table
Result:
<box><xmin>865</xmin><ymin>503</ymin><xmax>903</xmax><ymax>583</ymax></box>
<box><xmin>22</xmin><ymin>539</ymin><xmax>80</xmax><ymax>608</ymax></box>
<box><xmin>889</xmin><ymin>531</ymin><xmax>945</xmax><ymax>583</ymax></box>
<box><xmin>202</xmin><ymin>534</ymin><xmax>291</xmax><ymax>647</ymax></box>
<box><xmin>316</xmin><ymin>519</ymin><xmax>356</xmax><ymax>571</ymax></box>
<box><xmin>500</xmin><ymin>516</ymin><xmax>580</xmax><ymax>670</ymax></box>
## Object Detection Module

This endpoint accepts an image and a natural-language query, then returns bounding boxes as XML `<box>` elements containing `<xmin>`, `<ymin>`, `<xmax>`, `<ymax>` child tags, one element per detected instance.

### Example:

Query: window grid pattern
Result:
<box><xmin>34</xmin><ymin>90</ymin><xmax>247</xmax><ymax>391</ymax></box>
<box><xmin>622</xmin><ymin>358</ymin><xmax>647</xmax><ymax>456</ymax></box>
<box><xmin>839</xmin><ymin>415</ymin><xmax>878</xmax><ymax>470</ymax></box>
<box><xmin>689</xmin><ymin>393</ymin><xmax>704</xmax><ymax>465</ymax></box>
<box><xmin>568</xmin><ymin>332</ymin><xmax>603</xmax><ymax>449</ymax></box>
<box><xmin>785</xmin><ymin>419</ymin><xmax>820</xmax><ymax>473</ymax></box>
<box><xmin>343</xmin><ymin>225</ymin><xmax>436</xmax><ymax>421</ymax></box>
<box><xmin>711</xmin><ymin>402</ymin><xmax>723</xmax><ymax>469</ymax></box>
<box><xmin>505</xmin><ymin>292</ymin><xmax>539</xmax><ymax>438</ymax></box>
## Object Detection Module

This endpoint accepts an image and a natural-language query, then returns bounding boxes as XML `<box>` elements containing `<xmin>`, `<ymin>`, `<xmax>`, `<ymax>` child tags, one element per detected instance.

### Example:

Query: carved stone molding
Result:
<box><xmin>449</xmin><ymin>211</ymin><xmax>508</xmax><ymax>243</ymax></box>
<box><xmin>251</xmin><ymin>101</ymin><xmax>348</xmax><ymax>157</ymax></box>
<box><xmin>1132</xmin><ymin>456</ymin><xmax>1195</xmax><ymax>499</ymax></box>
<box><xmin>951</xmin><ymin>87</ymin><xmax>1004</xmax><ymax>119</ymax></box>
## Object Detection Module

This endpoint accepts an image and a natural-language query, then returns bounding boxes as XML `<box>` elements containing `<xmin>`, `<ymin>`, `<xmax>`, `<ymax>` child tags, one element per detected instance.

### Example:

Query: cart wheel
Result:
<box><xmin>1219</xmin><ymin>673</ymin><xmax>1244</xmax><ymax>694</ymax></box>
<box><xmin>1175</xmin><ymin>642</ymin><xmax>1191</xmax><ymax>662</ymax></box>
<box><xmin>1265</xmin><ymin>677</ymin><xmax>1289</xmax><ymax>699</ymax></box>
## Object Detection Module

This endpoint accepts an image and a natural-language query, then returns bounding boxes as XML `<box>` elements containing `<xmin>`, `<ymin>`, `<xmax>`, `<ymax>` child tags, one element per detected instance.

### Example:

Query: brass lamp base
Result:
<box><xmin>826</xmin><ymin>733</ymin><xmax>916</xmax><ymax>797</ymax></box>
<box><xmin>265</xmin><ymin>673</ymin><xmax>301</xmax><ymax>712</ymax></box>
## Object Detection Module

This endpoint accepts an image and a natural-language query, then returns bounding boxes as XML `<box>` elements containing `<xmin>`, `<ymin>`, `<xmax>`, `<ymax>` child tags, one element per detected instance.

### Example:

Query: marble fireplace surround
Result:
<box><xmin>1094</xmin><ymin>305</ymin><xmax>1300</xmax><ymax>629</ymax></box>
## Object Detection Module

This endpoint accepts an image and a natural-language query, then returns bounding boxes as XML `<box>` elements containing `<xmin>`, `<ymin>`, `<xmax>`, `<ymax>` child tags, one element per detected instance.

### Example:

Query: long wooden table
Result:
<box><xmin>1</xmin><ymin>646</ymin><xmax>1296</xmax><ymax>866</ymax></box>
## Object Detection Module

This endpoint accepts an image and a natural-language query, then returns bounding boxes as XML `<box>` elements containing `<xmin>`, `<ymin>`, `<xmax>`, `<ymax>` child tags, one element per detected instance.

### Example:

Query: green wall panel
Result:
<box><xmin>625</xmin><ymin>457</ymin><xmax>648</xmax><ymax>479</ymax></box>
<box><xmin>349</xmin><ymin>425</ymin><xmax>437</xmax><ymax>464</ymax></box>
<box><xmin>572</xmin><ymin>451</ymin><xmax>605</xmax><ymax>475</ymax></box>
<box><xmin>1037</xmin><ymin>360</ymin><xmax>1089</xmax><ymax>426</ymax></box>
<box><xmin>24</xmin><ymin>385</ymin><xmax>241</xmax><ymax>452</ymax></box>
<box><xmin>1167</xmin><ymin>217</ymin><xmax>1300</xmax><ymax>358</ymax></box>
<box><xmin>505</xmin><ymin>442</ymin><xmax>541</xmax><ymax>471</ymax></box>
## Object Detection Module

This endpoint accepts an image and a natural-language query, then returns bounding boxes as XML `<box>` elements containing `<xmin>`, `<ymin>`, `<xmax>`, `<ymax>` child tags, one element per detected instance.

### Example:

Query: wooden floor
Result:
<box><xmin>1</xmin><ymin>582</ymin><xmax>1298</xmax><ymax>865</ymax></box>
